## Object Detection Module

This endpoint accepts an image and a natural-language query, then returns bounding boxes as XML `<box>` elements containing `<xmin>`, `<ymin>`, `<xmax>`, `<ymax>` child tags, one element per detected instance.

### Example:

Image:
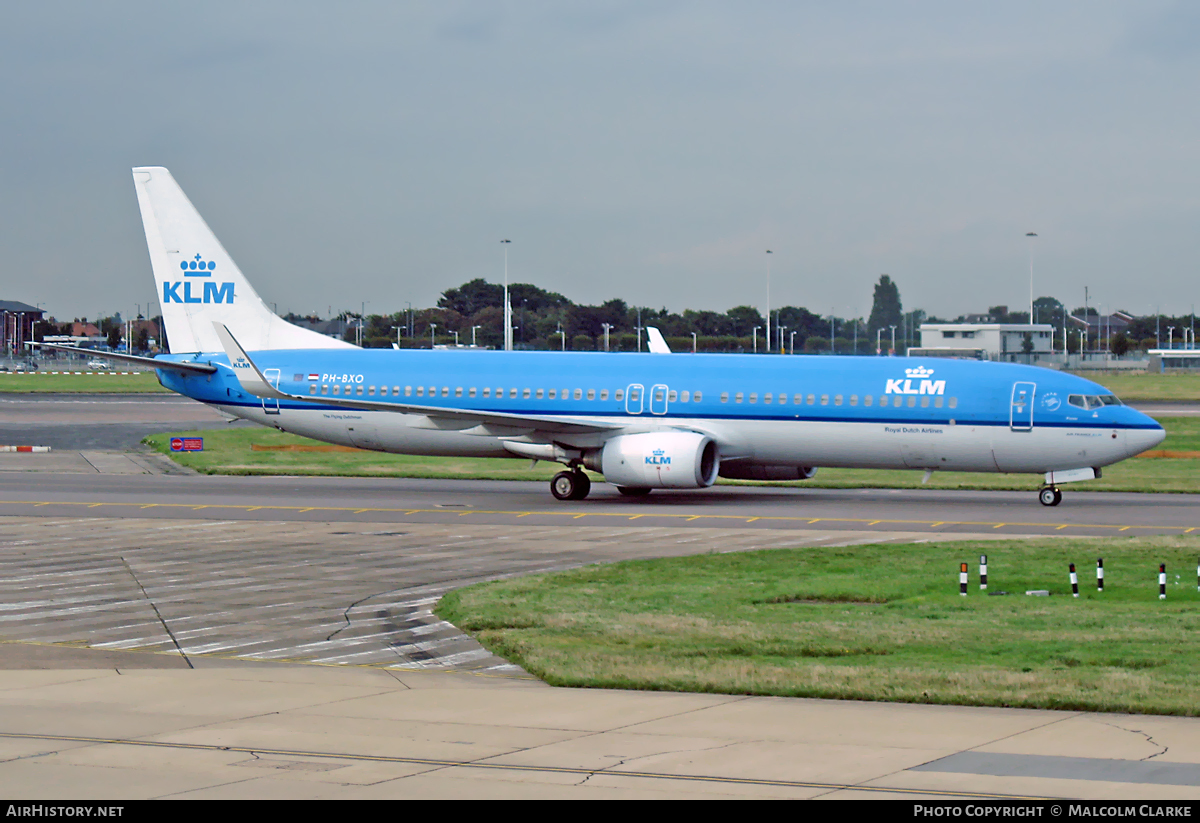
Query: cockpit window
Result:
<box><xmin>1068</xmin><ymin>394</ymin><xmax>1122</xmax><ymax>410</ymax></box>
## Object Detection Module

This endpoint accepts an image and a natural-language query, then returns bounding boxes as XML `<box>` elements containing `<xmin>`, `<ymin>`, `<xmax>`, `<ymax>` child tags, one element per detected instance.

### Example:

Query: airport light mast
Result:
<box><xmin>501</xmin><ymin>240</ymin><xmax>512</xmax><ymax>351</ymax></box>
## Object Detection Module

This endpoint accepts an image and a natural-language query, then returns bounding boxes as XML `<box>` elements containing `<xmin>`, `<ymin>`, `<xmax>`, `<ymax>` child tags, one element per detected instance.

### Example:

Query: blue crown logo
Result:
<box><xmin>653</xmin><ymin>449</ymin><xmax>665</xmax><ymax>456</ymax></box>
<box><xmin>180</xmin><ymin>253</ymin><xmax>216</xmax><ymax>277</ymax></box>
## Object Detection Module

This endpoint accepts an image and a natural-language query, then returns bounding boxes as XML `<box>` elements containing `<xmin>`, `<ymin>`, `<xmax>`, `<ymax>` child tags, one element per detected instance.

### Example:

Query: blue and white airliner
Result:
<box><xmin>47</xmin><ymin>167</ymin><xmax>1166</xmax><ymax>506</ymax></box>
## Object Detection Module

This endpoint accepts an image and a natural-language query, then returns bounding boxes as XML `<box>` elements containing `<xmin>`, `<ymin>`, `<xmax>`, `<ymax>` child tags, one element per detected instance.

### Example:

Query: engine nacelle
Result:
<box><xmin>718</xmin><ymin>464</ymin><xmax>818</xmax><ymax>481</ymax></box>
<box><xmin>587</xmin><ymin>432</ymin><xmax>720</xmax><ymax>489</ymax></box>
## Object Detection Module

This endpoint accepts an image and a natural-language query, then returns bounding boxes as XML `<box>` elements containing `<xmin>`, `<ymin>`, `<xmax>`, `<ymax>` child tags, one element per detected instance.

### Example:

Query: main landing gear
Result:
<box><xmin>1038</xmin><ymin>486</ymin><xmax>1063</xmax><ymax>507</ymax></box>
<box><xmin>551</xmin><ymin>469</ymin><xmax>591</xmax><ymax>501</ymax></box>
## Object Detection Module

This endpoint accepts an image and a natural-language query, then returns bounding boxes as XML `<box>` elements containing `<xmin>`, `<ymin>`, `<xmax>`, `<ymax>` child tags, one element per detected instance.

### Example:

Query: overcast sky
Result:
<box><xmin>3</xmin><ymin>1</ymin><xmax>1199</xmax><ymax>322</ymax></box>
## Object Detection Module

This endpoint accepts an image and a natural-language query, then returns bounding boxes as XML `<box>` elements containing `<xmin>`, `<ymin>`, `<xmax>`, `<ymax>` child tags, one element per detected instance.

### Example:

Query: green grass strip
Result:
<box><xmin>436</xmin><ymin>536</ymin><xmax>1200</xmax><ymax>716</ymax></box>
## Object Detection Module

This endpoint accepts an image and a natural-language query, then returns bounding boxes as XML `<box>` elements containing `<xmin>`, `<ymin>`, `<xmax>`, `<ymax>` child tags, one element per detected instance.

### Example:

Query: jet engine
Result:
<box><xmin>718</xmin><ymin>464</ymin><xmax>818</xmax><ymax>481</ymax></box>
<box><xmin>585</xmin><ymin>432</ymin><xmax>720</xmax><ymax>489</ymax></box>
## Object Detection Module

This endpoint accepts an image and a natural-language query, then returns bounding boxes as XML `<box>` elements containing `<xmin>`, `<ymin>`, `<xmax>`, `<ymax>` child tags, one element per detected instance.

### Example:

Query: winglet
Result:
<box><xmin>646</xmin><ymin>326</ymin><xmax>672</xmax><ymax>354</ymax></box>
<box><xmin>212</xmin><ymin>322</ymin><xmax>289</xmax><ymax>400</ymax></box>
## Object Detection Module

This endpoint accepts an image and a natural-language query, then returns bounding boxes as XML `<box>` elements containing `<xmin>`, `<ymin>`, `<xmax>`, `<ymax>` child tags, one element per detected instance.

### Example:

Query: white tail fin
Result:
<box><xmin>132</xmin><ymin>167</ymin><xmax>354</xmax><ymax>353</ymax></box>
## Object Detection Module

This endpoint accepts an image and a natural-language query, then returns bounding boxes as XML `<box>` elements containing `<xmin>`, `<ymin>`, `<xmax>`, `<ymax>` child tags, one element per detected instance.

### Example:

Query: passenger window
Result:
<box><xmin>666</xmin><ymin>390</ymin><xmax>675</xmax><ymax>402</ymax></box>
<box><xmin>393</xmin><ymin>386</ymin><xmax>400</xmax><ymax>396</ymax></box>
<box><xmin>405</xmin><ymin>386</ymin><xmax>412</xmax><ymax>396</ymax></box>
<box><xmin>907</xmin><ymin>396</ymin><xmax>916</xmax><ymax>408</ymax></box>
<box><xmin>820</xmin><ymin>394</ymin><xmax>829</xmax><ymax>406</ymax></box>
<box><xmin>749</xmin><ymin>393</ymin><xmax>757</xmax><ymax>404</ymax></box>
<box><xmin>333</xmin><ymin>385</ymin><xmax>341</xmax><ymax>395</ymax></box>
<box><xmin>615</xmin><ymin>389</ymin><xmax>624</xmax><ymax>401</ymax></box>
<box><xmin>849</xmin><ymin>395</ymin><xmax>857</xmax><ymax>406</ymax></box>
<box><xmin>778</xmin><ymin>393</ymin><xmax>787</xmax><ymax>405</ymax></box>
<box><xmin>763</xmin><ymin>393</ymin><xmax>772</xmax><ymax>404</ymax></box>
<box><xmin>807</xmin><ymin>394</ymin><xmax>815</xmax><ymax>405</ymax></box>
<box><xmin>368</xmin><ymin>386</ymin><xmax>376</xmax><ymax>396</ymax></box>
<box><xmin>309</xmin><ymin>384</ymin><xmax>317</xmax><ymax>395</ymax></box>
<box><xmin>482</xmin><ymin>388</ymin><xmax>490</xmax><ymax>398</ymax></box>
<box><xmin>921</xmin><ymin>397</ymin><xmax>930</xmax><ymax>408</ymax></box>
<box><xmin>863</xmin><ymin>395</ymin><xmax>872</xmax><ymax>406</ymax></box>
<box><xmin>380</xmin><ymin>386</ymin><xmax>389</xmax><ymax>396</ymax></box>
<box><xmin>440</xmin><ymin>387</ymin><xmax>448</xmax><ymax>397</ymax></box>
<box><xmin>588</xmin><ymin>389</ymin><xmax>597</xmax><ymax>400</ymax></box>
<box><xmin>549</xmin><ymin>389</ymin><xmax>557</xmax><ymax>399</ymax></box>
<box><xmin>721</xmin><ymin>392</ymin><xmax>729</xmax><ymax>403</ymax></box>
<box><xmin>416</xmin><ymin>386</ymin><xmax>424</xmax><ymax>397</ymax></box>
<box><xmin>469</xmin><ymin>388</ymin><xmax>477</xmax><ymax>397</ymax></box>
<box><xmin>949</xmin><ymin>397</ymin><xmax>958</xmax><ymax>409</ymax></box>
<box><xmin>523</xmin><ymin>388</ymin><xmax>531</xmax><ymax>399</ymax></box>
<box><xmin>934</xmin><ymin>397</ymin><xmax>943</xmax><ymax>408</ymax></box>
<box><xmin>694</xmin><ymin>391</ymin><xmax>702</xmax><ymax>402</ymax></box>
<box><xmin>793</xmin><ymin>394</ymin><xmax>802</xmax><ymax>405</ymax></box>
<box><xmin>574</xmin><ymin>389</ymin><xmax>583</xmax><ymax>400</ymax></box>
<box><xmin>834</xmin><ymin>395</ymin><xmax>843</xmax><ymax>406</ymax></box>
<box><xmin>680</xmin><ymin>391</ymin><xmax>689</xmax><ymax>403</ymax></box>
<box><xmin>456</xmin><ymin>387</ymin><xmax>463</xmax><ymax>397</ymax></box>
<box><xmin>356</xmin><ymin>386</ymin><xmax>364</xmax><ymax>396</ymax></box>
<box><xmin>735</xmin><ymin>392</ymin><xmax>744</xmax><ymax>403</ymax></box>
<box><xmin>509</xmin><ymin>388</ymin><xmax>517</xmax><ymax>398</ymax></box>
<box><xmin>321</xmin><ymin>385</ymin><xmax>329</xmax><ymax>395</ymax></box>
<box><xmin>601</xmin><ymin>389</ymin><xmax>609</xmax><ymax>401</ymax></box>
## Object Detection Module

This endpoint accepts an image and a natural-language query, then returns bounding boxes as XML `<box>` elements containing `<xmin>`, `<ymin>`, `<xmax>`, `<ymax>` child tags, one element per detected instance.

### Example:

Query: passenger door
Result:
<box><xmin>625</xmin><ymin>383</ymin><xmax>644</xmax><ymax>415</ymax></box>
<box><xmin>1010</xmin><ymin>381</ymin><xmax>1035</xmax><ymax>431</ymax></box>
<box><xmin>262</xmin><ymin>369</ymin><xmax>281</xmax><ymax>415</ymax></box>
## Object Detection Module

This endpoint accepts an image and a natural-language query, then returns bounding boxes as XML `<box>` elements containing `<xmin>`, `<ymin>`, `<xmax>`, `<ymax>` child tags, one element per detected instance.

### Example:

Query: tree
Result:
<box><xmin>1111</xmin><ymin>332</ymin><xmax>1130</xmax><ymax>357</ymax></box>
<box><xmin>868</xmin><ymin>275</ymin><xmax>901</xmax><ymax>334</ymax></box>
<box><xmin>725</xmin><ymin>306</ymin><xmax>765</xmax><ymax>337</ymax></box>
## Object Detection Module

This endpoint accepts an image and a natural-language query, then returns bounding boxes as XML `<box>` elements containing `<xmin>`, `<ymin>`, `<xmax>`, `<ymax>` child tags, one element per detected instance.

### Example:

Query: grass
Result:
<box><xmin>0</xmin><ymin>372</ymin><xmax>169</xmax><ymax>393</ymax></box>
<box><xmin>144</xmin><ymin>417</ymin><xmax>1200</xmax><ymax>493</ymax></box>
<box><xmin>1070</xmin><ymin>371</ymin><xmax>1200</xmax><ymax>402</ymax></box>
<box><xmin>434</xmin><ymin>536</ymin><xmax>1200</xmax><ymax>715</ymax></box>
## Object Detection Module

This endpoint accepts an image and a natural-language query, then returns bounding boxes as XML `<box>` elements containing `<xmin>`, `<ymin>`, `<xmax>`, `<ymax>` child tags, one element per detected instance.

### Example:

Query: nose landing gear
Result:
<box><xmin>551</xmin><ymin>469</ymin><xmax>592</xmax><ymax>501</ymax></box>
<box><xmin>1038</xmin><ymin>486</ymin><xmax>1063</xmax><ymax>507</ymax></box>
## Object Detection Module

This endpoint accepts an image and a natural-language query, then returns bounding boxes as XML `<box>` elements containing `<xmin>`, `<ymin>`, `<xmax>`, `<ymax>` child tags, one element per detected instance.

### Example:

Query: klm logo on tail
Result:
<box><xmin>163</xmin><ymin>254</ymin><xmax>235</xmax><ymax>304</ymax></box>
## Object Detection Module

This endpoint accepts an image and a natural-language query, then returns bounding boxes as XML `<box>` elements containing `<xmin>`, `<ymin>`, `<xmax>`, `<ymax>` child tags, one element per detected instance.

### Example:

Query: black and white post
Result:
<box><xmin>980</xmin><ymin>555</ymin><xmax>988</xmax><ymax>591</ymax></box>
<box><xmin>960</xmin><ymin>563</ymin><xmax>968</xmax><ymax>597</ymax></box>
<box><xmin>1159</xmin><ymin>564</ymin><xmax>1167</xmax><ymax>600</ymax></box>
<box><xmin>1069</xmin><ymin>563</ymin><xmax>1079</xmax><ymax>598</ymax></box>
<box><xmin>1097</xmin><ymin>558</ymin><xmax>1104</xmax><ymax>592</ymax></box>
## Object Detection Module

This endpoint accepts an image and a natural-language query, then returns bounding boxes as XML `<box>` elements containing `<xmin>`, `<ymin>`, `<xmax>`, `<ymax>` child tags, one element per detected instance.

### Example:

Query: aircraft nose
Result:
<box><xmin>1125</xmin><ymin>420</ymin><xmax>1166</xmax><ymax>458</ymax></box>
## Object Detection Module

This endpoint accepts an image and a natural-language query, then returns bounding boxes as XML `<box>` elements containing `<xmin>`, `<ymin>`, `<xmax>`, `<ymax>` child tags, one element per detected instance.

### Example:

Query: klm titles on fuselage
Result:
<box><xmin>163</xmin><ymin>254</ymin><xmax>235</xmax><ymax>304</ymax></box>
<box><xmin>884</xmin><ymin>367</ymin><xmax>946</xmax><ymax>396</ymax></box>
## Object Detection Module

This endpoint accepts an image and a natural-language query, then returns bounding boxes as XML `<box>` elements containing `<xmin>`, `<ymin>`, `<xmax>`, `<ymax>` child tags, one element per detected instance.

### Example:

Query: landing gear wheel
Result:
<box><xmin>616</xmin><ymin>486</ymin><xmax>652</xmax><ymax>497</ymax></box>
<box><xmin>551</xmin><ymin>470</ymin><xmax>591</xmax><ymax>501</ymax></box>
<box><xmin>1039</xmin><ymin>486</ymin><xmax>1062</xmax><ymax>507</ymax></box>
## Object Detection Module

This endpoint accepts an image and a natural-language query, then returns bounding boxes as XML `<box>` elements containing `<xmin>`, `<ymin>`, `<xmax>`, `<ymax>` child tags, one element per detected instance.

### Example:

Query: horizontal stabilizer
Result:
<box><xmin>28</xmin><ymin>342</ymin><xmax>217</xmax><ymax>374</ymax></box>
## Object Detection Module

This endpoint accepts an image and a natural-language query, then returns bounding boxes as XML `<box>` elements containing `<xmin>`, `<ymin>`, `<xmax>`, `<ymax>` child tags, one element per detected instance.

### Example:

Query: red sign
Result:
<box><xmin>170</xmin><ymin>437</ymin><xmax>204</xmax><ymax>452</ymax></box>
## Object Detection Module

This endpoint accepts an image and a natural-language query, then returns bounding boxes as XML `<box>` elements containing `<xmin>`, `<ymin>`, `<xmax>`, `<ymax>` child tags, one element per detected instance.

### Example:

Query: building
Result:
<box><xmin>0</xmin><ymin>301</ymin><xmax>45</xmax><ymax>358</ymax></box>
<box><xmin>1147</xmin><ymin>349</ymin><xmax>1200</xmax><ymax>372</ymax></box>
<box><xmin>914</xmin><ymin>323</ymin><xmax>1056</xmax><ymax>361</ymax></box>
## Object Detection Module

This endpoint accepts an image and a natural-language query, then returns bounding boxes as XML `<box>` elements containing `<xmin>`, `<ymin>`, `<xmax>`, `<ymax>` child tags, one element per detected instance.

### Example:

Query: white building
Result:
<box><xmin>914</xmin><ymin>323</ymin><xmax>1056</xmax><ymax>360</ymax></box>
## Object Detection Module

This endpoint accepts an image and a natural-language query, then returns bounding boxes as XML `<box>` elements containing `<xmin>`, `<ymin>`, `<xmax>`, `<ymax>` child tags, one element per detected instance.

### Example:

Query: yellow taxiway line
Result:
<box><xmin>0</xmin><ymin>499</ymin><xmax>1195</xmax><ymax>534</ymax></box>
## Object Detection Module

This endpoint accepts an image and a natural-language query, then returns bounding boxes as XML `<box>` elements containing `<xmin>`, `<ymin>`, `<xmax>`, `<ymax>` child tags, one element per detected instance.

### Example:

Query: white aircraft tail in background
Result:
<box><xmin>132</xmin><ymin>166</ymin><xmax>353</xmax><ymax>354</ymax></box>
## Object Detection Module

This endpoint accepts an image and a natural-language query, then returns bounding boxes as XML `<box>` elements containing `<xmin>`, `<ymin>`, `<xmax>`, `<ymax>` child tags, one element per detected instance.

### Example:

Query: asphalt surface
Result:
<box><xmin>1</xmin><ymin>392</ymin><xmax>1198</xmax><ymax>799</ymax></box>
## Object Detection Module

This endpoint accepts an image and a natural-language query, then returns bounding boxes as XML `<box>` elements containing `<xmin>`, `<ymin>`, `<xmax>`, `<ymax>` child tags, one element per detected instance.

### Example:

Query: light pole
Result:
<box><xmin>1168</xmin><ymin>326</ymin><xmax>1175</xmax><ymax>350</ymax></box>
<box><xmin>557</xmin><ymin>324</ymin><xmax>566</xmax><ymax>352</ymax></box>
<box><xmin>1025</xmin><ymin>232</ymin><xmax>1037</xmax><ymax>322</ymax></box>
<box><xmin>889</xmin><ymin>325</ymin><xmax>896</xmax><ymax>355</ymax></box>
<box><xmin>691</xmin><ymin>331</ymin><xmax>697</xmax><ymax>353</ymax></box>
<box><xmin>829</xmin><ymin>314</ymin><xmax>836</xmax><ymax>355</ymax></box>
<box><xmin>765</xmin><ymin>250</ymin><xmax>772</xmax><ymax>353</ymax></box>
<box><xmin>391</xmin><ymin>325</ymin><xmax>401</xmax><ymax>347</ymax></box>
<box><xmin>430</xmin><ymin>322</ymin><xmax>437</xmax><ymax>349</ymax></box>
<box><xmin>601</xmin><ymin>323</ymin><xmax>613</xmax><ymax>352</ymax></box>
<box><xmin>789</xmin><ymin>330</ymin><xmax>796</xmax><ymax>354</ymax></box>
<box><xmin>778</xmin><ymin>325</ymin><xmax>787</xmax><ymax>355</ymax></box>
<box><xmin>876</xmin><ymin>328</ymin><xmax>883</xmax><ymax>355</ymax></box>
<box><xmin>752</xmin><ymin>326</ymin><xmax>760</xmax><ymax>353</ymax></box>
<box><xmin>500</xmin><ymin>240</ymin><xmax>512</xmax><ymax>351</ymax></box>
<box><xmin>451</xmin><ymin>330</ymin><xmax>459</xmax><ymax>347</ymax></box>
<box><xmin>471</xmin><ymin>325</ymin><xmax>481</xmax><ymax>347</ymax></box>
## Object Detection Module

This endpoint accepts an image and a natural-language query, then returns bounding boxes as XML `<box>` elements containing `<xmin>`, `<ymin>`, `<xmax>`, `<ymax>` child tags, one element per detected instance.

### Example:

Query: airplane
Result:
<box><xmin>42</xmin><ymin>167</ymin><xmax>1166</xmax><ymax>506</ymax></box>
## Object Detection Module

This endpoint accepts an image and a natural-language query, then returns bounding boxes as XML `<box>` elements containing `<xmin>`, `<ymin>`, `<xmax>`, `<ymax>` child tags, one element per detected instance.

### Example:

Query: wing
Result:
<box><xmin>212</xmin><ymin>323</ymin><xmax>619</xmax><ymax>436</ymax></box>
